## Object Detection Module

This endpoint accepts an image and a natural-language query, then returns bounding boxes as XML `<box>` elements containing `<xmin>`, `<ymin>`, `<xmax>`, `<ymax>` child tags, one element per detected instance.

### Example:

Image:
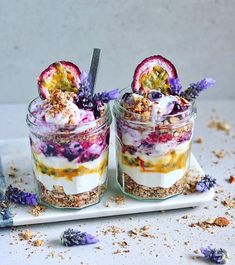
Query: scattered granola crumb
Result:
<box><xmin>33</xmin><ymin>239</ymin><xmax>44</xmax><ymax>247</ymax></box>
<box><xmin>208</xmin><ymin>120</ymin><xmax>230</xmax><ymax>133</ymax></box>
<box><xmin>31</xmin><ymin>205</ymin><xmax>46</xmax><ymax>216</ymax></box>
<box><xmin>142</xmin><ymin>225</ymin><xmax>151</xmax><ymax>231</ymax></box>
<box><xmin>114</xmin><ymin>195</ymin><xmax>125</xmax><ymax>205</ymax></box>
<box><xmin>184</xmin><ymin>180</ymin><xmax>197</xmax><ymax>193</ymax></box>
<box><xmin>95</xmin><ymin>245</ymin><xmax>104</xmax><ymax>250</ymax></box>
<box><xmin>214</xmin><ymin>217</ymin><xmax>230</xmax><ymax>227</ymax></box>
<box><xmin>113</xmin><ymin>249</ymin><xmax>122</xmax><ymax>255</ymax></box>
<box><xmin>194</xmin><ymin>137</ymin><xmax>203</xmax><ymax>144</ymax></box>
<box><xmin>181</xmin><ymin>215</ymin><xmax>188</xmax><ymax>219</ymax></box>
<box><xmin>190</xmin><ymin>216</ymin><xmax>230</xmax><ymax>229</ymax></box>
<box><xmin>128</xmin><ymin>226</ymin><xmax>155</xmax><ymax>239</ymax></box>
<box><xmin>194</xmin><ymin>249</ymin><xmax>200</xmax><ymax>254</ymax></box>
<box><xmin>205</xmin><ymin>218</ymin><xmax>215</xmax><ymax>224</ymax></box>
<box><xmin>129</xmin><ymin>228</ymin><xmax>138</xmax><ymax>237</ymax></box>
<box><xmin>229</xmin><ymin>176</ymin><xmax>235</xmax><ymax>184</ymax></box>
<box><xmin>141</xmin><ymin>232</ymin><xmax>155</xmax><ymax>239</ymax></box>
<box><xmin>101</xmin><ymin>226</ymin><xmax>125</xmax><ymax>237</ymax></box>
<box><xmin>116</xmin><ymin>241</ymin><xmax>128</xmax><ymax>248</ymax></box>
<box><xmin>20</xmin><ymin>229</ymin><xmax>32</xmax><ymax>240</ymax></box>
<box><xmin>212</xmin><ymin>150</ymin><xmax>225</xmax><ymax>159</ymax></box>
<box><xmin>223</xmin><ymin>199</ymin><xmax>235</xmax><ymax>209</ymax></box>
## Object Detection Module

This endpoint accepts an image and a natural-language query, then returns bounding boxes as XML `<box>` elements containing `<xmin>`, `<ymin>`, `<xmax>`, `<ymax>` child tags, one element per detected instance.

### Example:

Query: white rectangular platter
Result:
<box><xmin>0</xmin><ymin>138</ymin><xmax>214</xmax><ymax>227</ymax></box>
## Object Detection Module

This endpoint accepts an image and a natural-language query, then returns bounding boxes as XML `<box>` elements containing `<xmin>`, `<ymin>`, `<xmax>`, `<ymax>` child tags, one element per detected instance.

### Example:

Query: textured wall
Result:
<box><xmin>0</xmin><ymin>0</ymin><xmax>234</xmax><ymax>103</ymax></box>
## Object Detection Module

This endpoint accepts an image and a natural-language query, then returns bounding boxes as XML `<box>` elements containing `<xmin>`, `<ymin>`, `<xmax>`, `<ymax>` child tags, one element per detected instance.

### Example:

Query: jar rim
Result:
<box><xmin>26</xmin><ymin>97</ymin><xmax>112</xmax><ymax>133</ymax></box>
<box><xmin>113</xmin><ymin>87</ymin><xmax>197</xmax><ymax>126</ymax></box>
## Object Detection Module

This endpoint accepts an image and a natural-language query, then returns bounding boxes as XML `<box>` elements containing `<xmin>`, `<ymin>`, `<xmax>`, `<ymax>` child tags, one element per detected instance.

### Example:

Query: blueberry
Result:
<box><xmin>63</xmin><ymin>142</ymin><xmax>83</xmax><ymax>161</ymax></box>
<box><xmin>149</xmin><ymin>91</ymin><xmax>162</xmax><ymax>100</ymax></box>
<box><xmin>64</xmin><ymin>149</ymin><xmax>76</xmax><ymax>161</ymax></box>
<box><xmin>93</xmin><ymin>101</ymin><xmax>105</xmax><ymax>118</ymax></box>
<box><xmin>76</xmin><ymin>96</ymin><xmax>94</xmax><ymax>110</ymax></box>
<box><xmin>72</xmin><ymin>143</ymin><xmax>83</xmax><ymax>154</ymax></box>
<box><xmin>121</xmin><ymin>92</ymin><xmax>132</xmax><ymax>101</ymax></box>
<box><xmin>170</xmin><ymin>102</ymin><xmax>183</xmax><ymax>114</ymax></box>
<box><xmin>45</xmin><ymin>144</ymin><xmax>57</xmax><ymax>157</ymax></box>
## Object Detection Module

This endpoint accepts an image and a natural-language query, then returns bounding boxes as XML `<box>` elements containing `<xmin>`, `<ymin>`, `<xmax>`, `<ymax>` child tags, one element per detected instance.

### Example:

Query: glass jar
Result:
<box><xmin>26</xmin><ymin>97</ymin><xmax>112</xmax><ymax>209</ymax></box>
<box><xmin>113</xmin><ymin>88</ymin><xmax>197</xmax><ymax>200</ymax></box>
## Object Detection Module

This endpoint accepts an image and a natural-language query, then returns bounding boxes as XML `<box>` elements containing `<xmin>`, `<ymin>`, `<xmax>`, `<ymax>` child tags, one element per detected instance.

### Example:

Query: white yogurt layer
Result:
<box><xmin>122</xmin><ymin>165</ymin><xmax>187</xmax><ymax>188</ymax></box>
<box><xmin>33</xmin><ymin>151</ymin><xmax>108</xmax><ymax>194</ymax></box>
<box><xmin>118</xmin><ymin>141</ymin><xmax>190</xmax><ymax>189</ymax></box>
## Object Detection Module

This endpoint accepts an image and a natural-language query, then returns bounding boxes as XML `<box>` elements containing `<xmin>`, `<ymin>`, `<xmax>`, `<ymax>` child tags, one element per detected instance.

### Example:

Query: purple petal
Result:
<box><xmin>198</xmin><ymin>78</ymin><xmax>216</xmax><ymax>90</ymax></box>
<box><xmin>200</xmin><ymin>246</ymin><xmax>212</xmax><ymax>258</ymax></box>
<box><xmin>196</xmin><ymin>182</ymin><xmax>206</xmax><ymax>192</ymax></box>
<box><xmin>169</xmin><ymin>78</ymin><xmax>182</xmax><ymax>94</ymax></box>
<box><xmin>85</xmin><ymin>233</ymin><xmax>99</xmax><ymax>244</ymax></box>
<box><xmin>80</xmin><ymin>71</ymin><xmax>89</xmax><ymax>84</ymax></box>
<box><xmin>107</xmin><ymin>89</ymin><xmax>119</xmax><ymax>100</ymax></box>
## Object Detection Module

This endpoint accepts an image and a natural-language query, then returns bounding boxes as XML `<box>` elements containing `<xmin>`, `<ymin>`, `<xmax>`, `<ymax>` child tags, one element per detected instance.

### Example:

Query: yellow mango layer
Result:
<box><xmin>33</xmin><ymin>152</ymin><xmax>108</xmax><ymax>181</ymax></box>
<box><xmin>121</xmin><ymin>149</ymin><xmax>190</xmax><ymax>174</ymax></box>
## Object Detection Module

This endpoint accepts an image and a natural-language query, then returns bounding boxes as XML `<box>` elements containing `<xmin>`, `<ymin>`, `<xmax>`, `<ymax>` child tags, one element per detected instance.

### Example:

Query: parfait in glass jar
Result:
<box><xmin>27</xmin><ymin>61</ymin><xmax>118</xmax><ymax>209</ymax></box>
<box><xmin>113</xmin><ymin>55</ymin><xmax>215</xmax><ymax>200</ymax></box>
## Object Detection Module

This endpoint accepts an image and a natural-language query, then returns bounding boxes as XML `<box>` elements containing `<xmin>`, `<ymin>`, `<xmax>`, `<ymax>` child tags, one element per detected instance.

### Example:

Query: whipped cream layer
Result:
<box><xmin>33</xmin><ymin>150</ymin><xmax>108</xmax><ymax>194</ymax></box>
<box><xmin>30</xmin><ymin>92</ymin><xmax>96</xmax><ymax>128</ymax></box>
<box><xmin>117</xmin><ymin>141</ymin><xmax>190</xmax><ymax>188</ymax></box>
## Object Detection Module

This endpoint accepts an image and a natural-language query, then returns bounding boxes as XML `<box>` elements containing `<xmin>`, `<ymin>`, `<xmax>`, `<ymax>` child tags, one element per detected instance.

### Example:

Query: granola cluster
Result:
<box><xmin>36</xmin><ymin>180</ymin><xmax>108</xmax><ymax>209</ymax></box>
<box><xmin>120</xmin><ymin>173</ymin><xmax>187</xmax><ymax>199</ymax></box>
<box><xmin>44</xmin><ymin>89</ymin><xmax>79</xmax><ymax>126</ymax></box>
<box><xmin>121</xmin><ymin>93</ymin><xmax>153</xmax><ymax>121</ymax></box>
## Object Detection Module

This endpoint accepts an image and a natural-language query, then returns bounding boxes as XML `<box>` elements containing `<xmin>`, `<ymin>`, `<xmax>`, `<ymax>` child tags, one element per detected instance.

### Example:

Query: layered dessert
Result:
<box><xmin>27</xmin><ymin>61</ymin><xmax>117</xmax><ymax>208</ymax></box>
<box><xmin>113</xmin><ymin>55</ymin><xmax>215</xmax><ymax>200</ymax></box>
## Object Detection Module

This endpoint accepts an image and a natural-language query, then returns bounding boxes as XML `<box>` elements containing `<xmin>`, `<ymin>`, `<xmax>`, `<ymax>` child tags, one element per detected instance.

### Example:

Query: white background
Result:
<box><xmin>0</xmin><ymin>0</ymin><xmax>235</xmax><ymax>103</ymax></box>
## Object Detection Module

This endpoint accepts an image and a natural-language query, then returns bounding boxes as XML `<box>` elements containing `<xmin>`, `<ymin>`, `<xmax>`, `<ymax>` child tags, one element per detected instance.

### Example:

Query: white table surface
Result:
<box><xmin>0</xmin><ymin>100</ymin><xmax>234</xmax><ymax>265</ymax></box>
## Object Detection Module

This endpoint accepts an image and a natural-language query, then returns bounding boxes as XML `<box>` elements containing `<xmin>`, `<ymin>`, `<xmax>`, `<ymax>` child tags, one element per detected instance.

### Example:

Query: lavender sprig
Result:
<box><xmin>200</xmin><ymin>246</ymin><xmax>229</xmax><ymax>264</ymax></box>
<box><xmin>5</xmin><ymin>185</ymin><xmax>38</xmax><ymax>206</ymax></box>
<box><xmin>61</xmin><ymin>228</ymin><xmax>99</xmax><ymax>247</ymax></box>
<box><xmin>180</xmin><ymin>78</ymin><xmax>216</xmax><ymax>101</ymax></box>
<box><xmin>78</xmin><ymin>71</ymin><xmax>92</xmax><ymax>98</ymax></box>
<box><xmin>77</xmin><ymin>71</ymin><xmax>119</xmax><ymax>110</ymax></box>
<box><xmin>196</xmin><ymin>175</ymin><xmax>216</xmax><ymax>192</ymax></box>
<box><xmin>93</xmin><ymin>89</ymin><xmax>119</xmax><ymax>103</ymax></box>
<box><xmin>169</xmin><ymin>78</ymin><xmax>182</xmax><ymax>95</ymax></box>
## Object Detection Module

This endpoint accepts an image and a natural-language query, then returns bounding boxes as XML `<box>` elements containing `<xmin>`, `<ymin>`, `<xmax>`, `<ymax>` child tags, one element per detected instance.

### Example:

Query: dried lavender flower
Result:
<box><xmin>196</xmin><ymin>175</ymin><xmax>216</xmax><ymax>192</ymax></box>
<box><xmin>169</xmin><ymin>78</ymin><xmax>182</xmax><ymax>95</ymax></box>
<box><xmin>61</xmin><ymin>228</ymin><xmax>99</xmax><ymax>247</ymax></box>
<box><xmin>79</xmin><ymin>71</ymin><xmax>91</xmax><ymax>92</ymax></box>
<box><xmin>93</xmin><ymin>89</ymin><xmax>119</xmax><ymax>103</ymax></box>
<box><xmin>180</xmin><ymin>78</ymin><xmax>216</xmax><ymax>101</ymax></box>
<box><xmin>5</xmin><ymin>185</ymin><xmax>38</xmax><ymax>206</ymax></box>
<box><xmin>76</xmin><ymin>75</ymin><xmax>119</xmax><ymax>110</ymax></box>
<box><xmin>200</xmin><ymin>246</ymin><xmax>229</xmax><ymax>264</ymax></box>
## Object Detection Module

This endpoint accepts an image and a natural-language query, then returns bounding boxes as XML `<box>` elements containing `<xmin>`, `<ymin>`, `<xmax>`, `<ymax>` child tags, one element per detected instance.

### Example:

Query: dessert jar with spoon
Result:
<box><xmin>27</xmin><ymin>59</ymin><xmax>118</xmax><ymax>209</ymax></box>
